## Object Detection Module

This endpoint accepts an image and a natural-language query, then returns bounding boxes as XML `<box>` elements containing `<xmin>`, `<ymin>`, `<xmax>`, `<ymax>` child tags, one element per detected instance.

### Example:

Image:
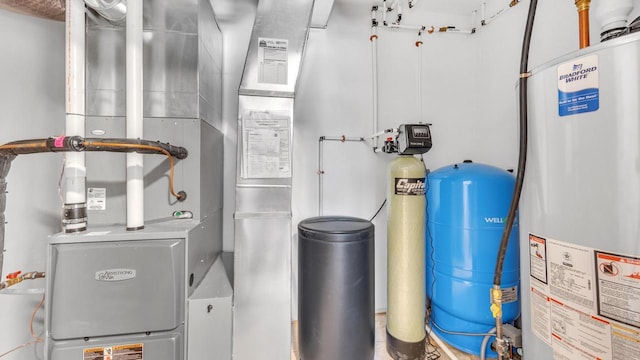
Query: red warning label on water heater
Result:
<box><xmin>394</xmin><ymin>178</ymin><xmax>426</xmax><ymax>196</ymax></box>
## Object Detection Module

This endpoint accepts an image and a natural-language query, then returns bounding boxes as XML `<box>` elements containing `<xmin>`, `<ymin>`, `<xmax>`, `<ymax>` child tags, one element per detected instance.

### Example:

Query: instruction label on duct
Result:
<box><xmin>87</xmin><ymin>187</ymin><xmax>106</xmax><ymax>211</ymax></box>
<box><xmin>258</xmin><ymin>37</ymin><xmax>288</xmax><ymax>85</ymax></box>
<box><xmin>558</xmin><ymin>55</ymin><xmax>599</xmax><ymax>117</ymax></box>
<box><xmin>241</xmin><ymin>112</ymin><xmax>291</xmax><ymax>178</ymax></box>
<box><xmin>528</xmin><ymin>234</ymin><xmax>640</xmax><ymax>360</ymax></box>
<box><xmin>83</xmin><ymin>343</ymin><xmax>143</xmax><ymax>360</ymax></box>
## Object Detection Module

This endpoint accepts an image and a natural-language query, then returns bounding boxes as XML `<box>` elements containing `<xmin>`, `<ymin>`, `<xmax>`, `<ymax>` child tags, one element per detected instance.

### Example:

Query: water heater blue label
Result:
<box><xmin>557</xmin><ymin>55</ymin><xmax>599</xmax><ymax>117</ymax></box>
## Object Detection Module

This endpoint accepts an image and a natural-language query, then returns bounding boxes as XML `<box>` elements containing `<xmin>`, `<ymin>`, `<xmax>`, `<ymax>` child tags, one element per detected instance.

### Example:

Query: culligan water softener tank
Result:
<box><xmin>426</xmin><ymin>161</ymin><xmax>520</xmax><ymax>357</ymax></box>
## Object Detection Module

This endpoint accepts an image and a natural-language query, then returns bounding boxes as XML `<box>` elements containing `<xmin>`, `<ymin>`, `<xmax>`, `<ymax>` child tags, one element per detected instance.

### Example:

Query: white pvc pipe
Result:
<box><xmin>371</xmin><ymin>25</ymin><xmax>380</xmax><ymax>150</ymax></box>
<box><xmin>64</xmin><ymin>0</ymin><xmax>87</xmax><ymax>232</ymax></box>
<box><xmin>387</xmin><ymin>23</ymin><xmax>423</xmax><ymax>31</ymax></box>
<box><xmin>481</xmin><ymin>2</ymin><xmax>487</xmax><ymax>25</ymax></box>
<box><xmin>318</xmin><ymin>138</ymin><xmax>324</xmax><ymax>216</ymax></box>
<box><xmin>594</xmin><ymin>0</ymin><xmax>634</xmax><ymax>32</ymax></box>
<box><xmin>126</xmin><ymin>0</ymin><xmax>144</xmax><ymax>230</ymax></box>
<box><xmin>417</xmin><ymin>34</ymin><xmax>423</xmax><ymax>123</ymax></box>
<box><xmin>472</xmin><ymin>10</ymin><xmax>478</xmax><ymax>29</ymax></box>
<box><xmin>383</xmin><ymin>0</ymin><xmax>388</xmax><ymax>24</ymax></box>
<box><xmin>443</xmin><ymin>28</ymin><xmax>476</xmax><ymax>34</ymax></box>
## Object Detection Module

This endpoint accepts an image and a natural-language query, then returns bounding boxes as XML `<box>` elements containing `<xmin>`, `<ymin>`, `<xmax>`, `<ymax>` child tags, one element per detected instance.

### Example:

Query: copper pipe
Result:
<box><xmin>575</xmin><ymin>0</ymin><xmax>591</xmax><ymax>48</ymax></box>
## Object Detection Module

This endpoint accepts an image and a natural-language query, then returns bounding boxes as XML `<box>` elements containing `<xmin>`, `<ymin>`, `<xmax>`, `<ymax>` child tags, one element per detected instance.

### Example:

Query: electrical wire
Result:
<box><xmin>369</xmin><ymin>198</ymin><xmax>387</xmax><ymax>221</ymax></box>
<box><xmin>420</xmin><ymin>154</ymin><xmax>440</xmax><ymax>360</ymax></box>
<box><xmin>429</xmin><ymin>318</ymin><xmax>496</xmax><ymax>337</ymax></box>
<box><xmin>30</xmin><ymin>295</ymin><xmax>45</xmax><ymax>343</ymax></box>
<box><xmin>0</xmin><ymin>294</ymin><xmax>45</xmax><ymax>358</ymax></box>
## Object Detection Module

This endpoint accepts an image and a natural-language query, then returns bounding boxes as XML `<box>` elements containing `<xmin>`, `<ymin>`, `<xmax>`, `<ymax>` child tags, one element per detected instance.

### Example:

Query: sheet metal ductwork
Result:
<box><xmin>0</xmin><ymin>0</ymin><xmax>65</xmax><ymax>21</ymax></box>
<box><xmin>233</xmin><ymin>0</ymin><xmax>314</xmax><ymax>359</ymax></box>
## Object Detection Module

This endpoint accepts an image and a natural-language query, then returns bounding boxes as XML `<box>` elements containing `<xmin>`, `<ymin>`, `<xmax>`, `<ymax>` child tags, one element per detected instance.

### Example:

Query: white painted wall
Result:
<box><xmin>0</xmin><ymin>10</ymin><xmax>65</xmax><ymax>360</ymax></box>
<box><xmin>215</xmin><ymin>0</ymin><xmax>640</xmax><ymax>315</ymax></box>
<box><xmin>293</xmin><ymin>1</ymin><xmax>481</xmax><ymax>313</ymax></box>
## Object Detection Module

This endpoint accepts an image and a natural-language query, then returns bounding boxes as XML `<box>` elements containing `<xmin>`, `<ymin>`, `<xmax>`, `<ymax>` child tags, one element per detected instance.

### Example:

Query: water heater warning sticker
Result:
<box><xmin>558</xmin><ymin>55</ymin><xmax>599</xmax><ymax>117</ymax></box>
<box><xmin>595</xmin><ymin>251</ymin><xmax>640</xmax><ymax>328</ymax></box>
<box><xmin>83</xmin><ymin>343</ymin><xmax>143</xmax><ymax>359</ymax></box>
<box><xmin>528</xmin><ymin>235</ymin><xmax>640</xmax><ymax>359</ymax></box>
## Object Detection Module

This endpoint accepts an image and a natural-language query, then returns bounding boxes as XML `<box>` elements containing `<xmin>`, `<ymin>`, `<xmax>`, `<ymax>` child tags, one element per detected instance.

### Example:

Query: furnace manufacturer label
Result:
<box><xmin>83</xmin><ymin>343</ymin><xmax>143</xmax><ymax>360</ymax></box>
<box><xmin>394</xmin><ymin>178</ymin><xmax>426</xmax><ymax>196</ymax></box>
<box><xmin>95</xmin><ymin>268</ymin><xmax>137</xmax><ymax>282</ymax></box>
<box><xmin>558</xmin><ymin>55</ymin><xmax>599</xmax><ymax>117</ymax></box>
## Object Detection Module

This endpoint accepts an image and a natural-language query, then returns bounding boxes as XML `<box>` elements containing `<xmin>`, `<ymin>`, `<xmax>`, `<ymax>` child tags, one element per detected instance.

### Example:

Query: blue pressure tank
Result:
<box><xmin>426</xmin><ymin>162</ymin><xmax>520</xmax><ymax>357</ymax></box>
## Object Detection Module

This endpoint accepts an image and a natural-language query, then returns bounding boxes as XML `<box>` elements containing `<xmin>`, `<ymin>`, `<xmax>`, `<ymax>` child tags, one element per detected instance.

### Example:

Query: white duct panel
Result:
<box><xmin>233</xmin><ymin>214</ymin><xmax>292</xmax><ymax>360</ymax></box>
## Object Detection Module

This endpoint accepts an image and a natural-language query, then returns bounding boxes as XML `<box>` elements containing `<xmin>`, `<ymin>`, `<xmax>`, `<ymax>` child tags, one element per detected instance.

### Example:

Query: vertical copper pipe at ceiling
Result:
<box><xmin>576</xmin><ymin>0</ymin><xmax>591</xmax><ymax>48</ymax></box>
<box><xmin>0</xmin><ymin>0</ymin><xmax>65</xmax><ymax>21</ymax></box>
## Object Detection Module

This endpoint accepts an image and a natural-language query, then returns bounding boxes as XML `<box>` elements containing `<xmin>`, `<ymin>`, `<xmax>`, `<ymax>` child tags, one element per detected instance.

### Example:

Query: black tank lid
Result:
<box><xmin>298</xmin><ymin>216</ymin><xmax>374</xmax><ymax>242</ymax></box>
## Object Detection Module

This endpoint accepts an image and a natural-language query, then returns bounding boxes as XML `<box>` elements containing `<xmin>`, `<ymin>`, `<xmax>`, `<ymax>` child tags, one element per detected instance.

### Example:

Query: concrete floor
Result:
<box><xmin>291</xmin><ymin>313</ymin><xmax>481</xmax><ymax>360</ymax></box>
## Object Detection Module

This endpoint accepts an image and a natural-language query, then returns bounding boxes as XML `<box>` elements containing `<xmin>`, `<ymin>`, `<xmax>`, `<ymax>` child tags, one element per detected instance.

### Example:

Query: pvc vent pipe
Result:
<box><xmin>63</xmin><ymin>0</ymin><xmax>88</xmax><ymax>233</ymax></box>
<box><xmin>126</xmin><ymin>0</ymin><xmax>144</xmax><ymax>231</ymax></box>
<box><xmin>593</xmin><ymin>0</ymin><xmax>633</xmax><ymax>40</ymax></box>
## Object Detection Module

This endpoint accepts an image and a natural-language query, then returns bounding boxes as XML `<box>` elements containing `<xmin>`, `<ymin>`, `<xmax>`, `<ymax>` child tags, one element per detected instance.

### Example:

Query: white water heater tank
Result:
<box><xmin>521</xmin><ymin>33</ymin><xmax>640</xmax><ymax>359</ymax></box>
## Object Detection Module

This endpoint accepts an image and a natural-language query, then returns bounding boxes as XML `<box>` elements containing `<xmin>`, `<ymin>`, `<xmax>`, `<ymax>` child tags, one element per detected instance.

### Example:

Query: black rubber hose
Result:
<box><xmin>493</xmin><ymin>0</ymin><xmax>538</xmax><ymax>286</ymax></box>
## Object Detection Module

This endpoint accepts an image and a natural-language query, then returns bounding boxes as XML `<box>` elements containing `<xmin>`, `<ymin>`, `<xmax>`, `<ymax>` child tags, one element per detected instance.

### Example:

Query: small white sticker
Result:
<box><xmin>87</xmin><ymin>187</ymin><xmax>106</xmax><ymax>211</ymax></box>
<box><xmin>501</xmin><ymin>286</ymin><xmax>519</xmax><ymax>304</ymax></box>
